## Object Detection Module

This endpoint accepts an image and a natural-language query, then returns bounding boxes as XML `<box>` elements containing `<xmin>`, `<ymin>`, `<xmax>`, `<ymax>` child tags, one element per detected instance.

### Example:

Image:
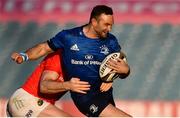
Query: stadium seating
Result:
<box><xmin>0</xmin><ymin>21</ymin><xmax>179</xmax><ymax>101</ymax></box>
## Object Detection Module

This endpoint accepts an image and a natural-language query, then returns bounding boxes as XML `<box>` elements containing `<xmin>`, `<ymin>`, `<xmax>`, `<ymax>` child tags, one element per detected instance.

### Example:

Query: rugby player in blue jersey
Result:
<box><xmin>11</xmin><ymin>5</ymin><xmax>131</xmax><ymax>117</ymax></box>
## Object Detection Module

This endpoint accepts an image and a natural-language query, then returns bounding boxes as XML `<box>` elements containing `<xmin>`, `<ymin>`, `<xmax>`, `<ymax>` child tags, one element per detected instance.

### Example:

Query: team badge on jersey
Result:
<box><xmin>70</xmin><ymin>44</ymin><xmax>79</xmax><ymax>51</ymax></box>
<box><xmin>100</xmin><ymin>45</ymin><xmax>109</xmax><ymax>55</ymax></box>
<box><xmin>37</xmin><ymin>99</ymin><xmax>43</xmax><ymax>106</ymax></box>
<box><xmin>89</xmin><ymin>104</ymin><xmax>98</xmax><ymax>114</ymax></box>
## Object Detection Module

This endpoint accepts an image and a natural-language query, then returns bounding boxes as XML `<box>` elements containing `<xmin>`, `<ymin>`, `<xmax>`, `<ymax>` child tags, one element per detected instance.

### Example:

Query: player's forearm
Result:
<box><xmin>25</xmin><ymin>42</ymin><xmax>53</xmax><ymax>60</ymax></box>
<box><xmin>119</xmin><ymin>64</ymin><xmax>130</xmax><ymax>75</ymax></box>
<box><xmin>40</xmin><ymin>81</ymin><xmax>70</xmax><ymax>94</ymax></box>
<box><xmin>11</xmin><ymin>42</ymin><xmax>53</xmax><ymax>64</ymax></box>
<box><xmin>119</xmin><ymin>65</ymin><xmax>130</xmax><ymax>79</ymax></box>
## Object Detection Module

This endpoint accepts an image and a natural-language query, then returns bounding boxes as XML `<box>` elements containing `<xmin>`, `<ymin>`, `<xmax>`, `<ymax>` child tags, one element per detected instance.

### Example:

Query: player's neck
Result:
<box><xmin>83</xmin><ymin>24</ymin><xmax>99</xmax><ymax>39</ymax></box>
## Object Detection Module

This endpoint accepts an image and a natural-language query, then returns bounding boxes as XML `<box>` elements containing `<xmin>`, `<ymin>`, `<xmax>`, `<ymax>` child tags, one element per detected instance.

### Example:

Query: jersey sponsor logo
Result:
<box><xmin>71</xmin><ymin>59</ymin><xmax>101</xmax><ymax>65</ymax></box>
<box><xmin>100</xmin><ymin>45</ymin><xmax>109</xmax><ymax>55</ymax></box>
<box><xmin>89</xmin><ymin>104</ymin><xmax>98</xmax><ymax>114</ymax></box>
<box><xmin>70</xmin><ymin>44</ymin><xmax>79</xmax><ymax>51</ymax></box>
<box><xmin>85</xmin><ymin>54</ymin><xmax>93</xmax><ymax>60</ymax></box>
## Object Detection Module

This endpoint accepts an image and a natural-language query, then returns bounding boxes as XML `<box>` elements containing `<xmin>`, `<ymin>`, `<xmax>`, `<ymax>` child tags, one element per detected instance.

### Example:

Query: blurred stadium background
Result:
<box><xmin>0</xmin><ymin>0</ymin><xmax>180</xmax><ymax>117</ymax></box>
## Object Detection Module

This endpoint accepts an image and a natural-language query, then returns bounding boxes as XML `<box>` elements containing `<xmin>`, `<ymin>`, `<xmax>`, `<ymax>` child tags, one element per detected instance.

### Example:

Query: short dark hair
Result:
<box><xmin>89</xmin><ymin>5</ymin><xmax>113</xmax><ymax>23</ymax></box>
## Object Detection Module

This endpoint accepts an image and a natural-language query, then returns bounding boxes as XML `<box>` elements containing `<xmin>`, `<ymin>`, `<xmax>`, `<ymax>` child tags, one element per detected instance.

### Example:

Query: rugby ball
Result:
<box><xmin>99</xmin><ymin>51</ymin><xmax>127</xmax><ymax>82</ymax></box>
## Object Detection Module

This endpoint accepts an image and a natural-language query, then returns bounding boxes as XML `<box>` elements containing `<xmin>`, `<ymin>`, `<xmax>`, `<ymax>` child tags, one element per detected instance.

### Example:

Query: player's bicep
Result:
<box><xmin>44</xmin><ymin>41</ymin><xmax>54</xmax><ymax>53</ymax></box>
<box><xmin>41</xmin><ymin>70</ymin><xmax>59</xmax><ymax>81</ymax></box>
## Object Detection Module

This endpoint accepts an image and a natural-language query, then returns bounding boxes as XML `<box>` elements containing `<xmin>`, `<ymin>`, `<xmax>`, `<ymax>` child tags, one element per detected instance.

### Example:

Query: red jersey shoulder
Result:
<box><xmin>42</xmin><ymin>50</ymin><xmax>63</xmax><ymax>74</ymax></box>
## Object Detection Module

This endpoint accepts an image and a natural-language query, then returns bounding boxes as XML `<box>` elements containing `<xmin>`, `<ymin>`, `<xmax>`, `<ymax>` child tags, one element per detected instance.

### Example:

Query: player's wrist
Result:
<box><xmin>19</xmin><ymin>52</ymin><xmax>29</xmax><ymax>62</ymax></box>
<box><xmin>62</xmin><ymin>82</ymin><xmax>70</xmax><ymax>91</ymax></box>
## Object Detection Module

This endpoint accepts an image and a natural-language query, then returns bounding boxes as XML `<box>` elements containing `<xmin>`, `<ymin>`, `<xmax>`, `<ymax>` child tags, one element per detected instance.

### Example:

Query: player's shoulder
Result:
<box><xmin>63</xmin><ymin>25</ymin><xmax>82</xmax><ymax>35</ymax></box>
<box><xmin>54</xmin><ymin>26</ymin><xmax>80</xmax><ymax>36</ymax></box>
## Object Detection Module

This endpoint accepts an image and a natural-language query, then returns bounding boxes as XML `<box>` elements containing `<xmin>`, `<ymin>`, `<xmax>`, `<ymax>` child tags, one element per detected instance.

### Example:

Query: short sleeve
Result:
<box><xmin>48</xmin><ymin>30</ymin><xmax>66</xmax><ymax>51</ymax></box>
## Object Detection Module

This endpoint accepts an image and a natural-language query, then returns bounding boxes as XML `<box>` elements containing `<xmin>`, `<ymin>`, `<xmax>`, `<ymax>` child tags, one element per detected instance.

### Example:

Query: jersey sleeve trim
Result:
<box><xmin>47</xmin><ymin>40</ymin><xmax>58</xmax><ymax>51</ymax></box>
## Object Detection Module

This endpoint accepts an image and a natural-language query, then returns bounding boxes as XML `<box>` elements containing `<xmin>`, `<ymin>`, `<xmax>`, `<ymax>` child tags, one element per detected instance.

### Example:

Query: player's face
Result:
<box><xmin>93</xmin><ymin>14</ymin><xmax>114</xmax><ymax>38</ymax></box>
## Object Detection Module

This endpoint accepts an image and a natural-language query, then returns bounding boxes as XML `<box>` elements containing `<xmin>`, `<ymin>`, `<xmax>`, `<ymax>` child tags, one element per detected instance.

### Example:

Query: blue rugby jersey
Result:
<box><xmin>48</xmin><ymin>25</ymin><xmax>121</xmax><ymax>99</ymax></box>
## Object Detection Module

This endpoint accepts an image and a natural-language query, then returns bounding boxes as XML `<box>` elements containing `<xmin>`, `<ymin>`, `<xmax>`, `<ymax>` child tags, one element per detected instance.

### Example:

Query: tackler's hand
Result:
<box><xmin>66</xmin><ymin>78</ymin><xmax>91</xmax><ymax>94</ymax></box>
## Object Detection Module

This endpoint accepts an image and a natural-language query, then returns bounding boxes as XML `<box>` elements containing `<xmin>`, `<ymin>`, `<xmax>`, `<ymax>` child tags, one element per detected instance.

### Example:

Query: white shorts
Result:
<box><xmin>8</xmin><ymin>88</ymin><xmax>49</xmax><ymax>117</ymax></box>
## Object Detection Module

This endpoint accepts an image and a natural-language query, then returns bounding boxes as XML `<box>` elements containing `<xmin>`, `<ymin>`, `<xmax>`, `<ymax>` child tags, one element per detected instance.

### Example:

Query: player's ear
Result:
<box><xmin>91</xmin><ymin>18</ymin><xmax>97</xmax><ymax>26</ymax></box>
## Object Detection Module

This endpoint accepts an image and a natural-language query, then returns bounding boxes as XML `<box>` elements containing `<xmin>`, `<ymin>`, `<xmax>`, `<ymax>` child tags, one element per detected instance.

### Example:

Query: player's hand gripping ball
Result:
<box><xmin>99</xmin><ymin>51</ymin><xmax>127</xmax><ymax>82</ymax></box>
